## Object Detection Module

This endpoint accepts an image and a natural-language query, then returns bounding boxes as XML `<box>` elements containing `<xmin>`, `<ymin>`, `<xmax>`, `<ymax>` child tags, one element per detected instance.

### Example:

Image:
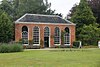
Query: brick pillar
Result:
<box><xmin>70</xmin><ymin>25</ymin><xmax>76</xmax><ymax>47</ymax></box>
<box><xmin>40</xmin><ymin>26</ymin><xmax>44</xmax><ymax>48</ymax></box>
<box><xmin>28</xmin><ymin>26</ymin><xmax>33</xmax><ymax>41</ymax></box>
<box><xmin>50</xmin><ymin>26</ymin><xmax>54</xmax><ymax>47</ymax></box>
<box><xmin>15</xmin><ymin>24</ymin><xmax>22</xmax><ymax>42</ymax></box>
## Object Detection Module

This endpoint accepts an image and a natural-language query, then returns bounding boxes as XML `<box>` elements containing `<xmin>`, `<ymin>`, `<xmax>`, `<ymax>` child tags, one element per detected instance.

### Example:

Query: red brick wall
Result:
<box><xmin>15</xmin><ymin>23</ymin><xmax>75</xmax><ymax>47</ymax></box>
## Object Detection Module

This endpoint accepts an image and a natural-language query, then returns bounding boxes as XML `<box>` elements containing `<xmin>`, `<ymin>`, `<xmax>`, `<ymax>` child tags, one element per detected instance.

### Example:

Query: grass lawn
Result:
<box><xmin>0</xmin><ymin>48</ymin><xmax>100</xmax><ymax>67</ymax></box>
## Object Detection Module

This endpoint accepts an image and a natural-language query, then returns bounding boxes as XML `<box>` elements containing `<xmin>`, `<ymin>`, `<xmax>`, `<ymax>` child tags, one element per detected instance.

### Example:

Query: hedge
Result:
<box><xmin>0</xmin><ymin>43</ymin><xmax>23</xmax><ymax>53</ymax></box>
<box><xmin>73</xmin><ymin>41</ymin><xmax>81</xmax><ymax>48</ymax></box>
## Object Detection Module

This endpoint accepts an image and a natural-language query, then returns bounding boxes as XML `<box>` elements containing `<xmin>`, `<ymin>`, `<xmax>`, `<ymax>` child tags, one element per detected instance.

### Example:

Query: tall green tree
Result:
<box><xmin>71</xmin><ymin>0</ymin><xmax>96</xmax><ymax>26</ymax></box>
<box><xmin>0</xmin><ymin>12</ymin><xmax>13</xmax><ymax>43</ymax></box>
<box><xmin>67</xmin><ymin>4</ymin><xmax>78</xmax><ymax>20</ymax></box>
<box><xmin>88</xmin><ymin>0</ymin><xmax>100</xmax><ymax>24</ymax></box>
<box><xmin>79</xmin><ymin>24</ymin><xmax>100</xmax><ymax>45</ymax></box>
<box><xmin>71</xmin><ymin>0</ymin><xmax>97</xmax><ymax>45</ymax></box>
<box><xmin>0</xmin><ymin>0</ymin><xmax>13</xmax><ymax>17</ymax></box>
<box><xmin>0</xmin><ymin>0</ymin><xmax>59</xmax><ymax>20</ymax></box>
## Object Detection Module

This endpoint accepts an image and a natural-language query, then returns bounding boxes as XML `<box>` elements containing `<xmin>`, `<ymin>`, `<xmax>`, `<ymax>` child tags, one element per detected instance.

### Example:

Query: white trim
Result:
<box><xmin>15</xmin><ymin>22</ymin><xmax>76</xmax><ymax>26</ymax></box>
<box><xmin>64</xmin><ymin>27</ymin><xmax>71</xmax><ymax>46</ymax></box>
<box><xmin>16</xmin><ymin>14</ymin><xmax>27</xmax><ymax>22</ymax></box>
<box><xmin>54</xmin><ymin>44</ymin><xmax>60</xmax><ymax>46</ymax></box>
<box><xmin>65</xmin><ymin>19</ymin><xmax>74</xmax><ymax>24</ymax></box>
<box><xmin>33</xmin><ymin>44</ymin><xmax>40</xmax><ymax>46</ymax></box>
<box><xmin>64</xmin><ymin>43</ymin><xmax>70</xmax><ymax>46</ymax></box>
<box><xmin>54</xmin><ymin>27</ymin><xmax>61</xmax><ymax>46</ymax></box>
<box><xmin>23</xmin><ymin>44</ymin><xmax>29</xmax><ymax>46</ymax></box>
<box><xmin>25</xmin><ymin>13</ymin><xmax>59</xmax><ymax>17</ymax></box>
<box><xmin>33</xmin><ymin>26</ymin><xmax>40</xmax><ymax>46</ymax></box>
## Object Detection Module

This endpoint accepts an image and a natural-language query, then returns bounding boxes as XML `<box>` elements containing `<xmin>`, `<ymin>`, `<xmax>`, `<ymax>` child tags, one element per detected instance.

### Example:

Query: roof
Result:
<box><xmin>15</xmin><ymin>13</ymin><xmax>75</xmax><ymax>25</ymax></box>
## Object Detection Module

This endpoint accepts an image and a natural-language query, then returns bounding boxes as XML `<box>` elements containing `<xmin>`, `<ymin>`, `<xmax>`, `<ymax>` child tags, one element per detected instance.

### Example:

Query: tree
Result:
<box><xmin>13</xmin><ymin>0</ymin><xmax>50</xmax><ymax>20</ymax></box>
<box><xmin>0</xmin><ymin>0</ymin><xmax>13</xmax><ymax>17</ymax></box>
<box><xmin>67</xmin><ymin>4</ymin><xmax>78</xmax><ymax>20</ymax></box>
<box><xmin>0</xmin><ymin>0</ymin><xmax>61</xmax><ymax>20</ymax></box>
<box><xmin>79</xmin><ymin>24</ymin><xmax>100</xmax><ymax>45</ymax></box>
<box><xmin>71</xmin><ymin>0</ymin><xmax>96</xmax><ymax>26</ymax></box>
<box><xmin>88</xmin><ymin>0</ymin><xmax>100</xmax><ymax>24</ymax></box>
<box><xmin>0</xmin><ymin>12</ymin><xmax>13</xmax><ymax>43</ymax></box>
<box><xmin>71</xmin><ymin>0</ymin><xmax>97</xmax><ymax>45</ymax></box>
<box><xmin>71</xmin><ymin>0</ymin><xmax>96</xmax><ymax>34</ymax></box>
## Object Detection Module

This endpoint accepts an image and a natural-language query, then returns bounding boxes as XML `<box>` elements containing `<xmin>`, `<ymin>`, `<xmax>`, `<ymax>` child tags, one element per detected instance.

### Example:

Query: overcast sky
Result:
<box><xmin>48</xmin><ymin>0</ymin><xmax>80</xmax><ymax>17</ymax></box>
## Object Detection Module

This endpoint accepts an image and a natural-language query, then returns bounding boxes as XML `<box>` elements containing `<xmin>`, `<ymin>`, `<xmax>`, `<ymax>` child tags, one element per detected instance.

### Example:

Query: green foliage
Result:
<box><xmin>88</xmin><ymin>0</ymin><xmax>100</xmax><ymax>24</ymax></box>
<box><xmin>71</xmin><ymin>0</ymin><xmax>96</xmax><ymax>26</ymax></box>
<box><xmin>79</xmin><ymin>24</ymin><xmax>100</xmax><ymax>45</ymax></box>
<box><xmin>0</xmin><ymin>44</ymin><xmax>11</xmax><ymax>53</ymax></box>
<box><xmin>0</xmin><ymin>12</ymin><xmax>13</xmax><ymax>43</ymax></box>
<box><xmin>73</xmin><ymin>41</ymin><xmax>80</xmax><ymax>48</ymax></box>
<box><xmin>0</xmin><ymin>43</ymin><xmax>23</xmax><ymax>53</ymax></box>
<box><xmin>67</xmin><ymin>4</ymin><xmax>78</xmax><ymax>20</ymax></box>
<box><xmin>0</xmin><ymin>0</ymin><xmax>61</xmax><ymax>20</ymax></box>
<box><xmin>13</xmin><ymin>0</ymin><xmax>50</xmax><ymax>20</ymax></box>
<box><xmin>70</xmin><ymin>0</ymin><xmax>99</xmax><ymax>46</ymax></box>
<box><xmin>11</xmin><ymin>44</ymin><xmax>23</xmax><ymax>52</ymax></box>
<box><xmin>0</xmin><ymin>0</ymin><xmax>13</xmax><ymax>17</ymax></box>
<box><xmin>18</xmin><ymin>39</ymin><xmax>23</xmax><ymax>44</ymax></box>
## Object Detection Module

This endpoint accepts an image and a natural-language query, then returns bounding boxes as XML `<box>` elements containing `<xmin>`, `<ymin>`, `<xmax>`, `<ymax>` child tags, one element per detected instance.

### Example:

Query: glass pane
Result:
<box><xmin>54</xmin><ymin>27</ymin><xmax>60</xmax><ymax>44</ymax></box>
<box><xmin>33</xmin><ymin>26</ymin><xmax>39</xmax><ymax>44</ymax></box>
<box><xmin>44</xmin><ymin>27</ymin><xmax>49</xmax><ymax>37</ymax></box>
<box><xmin>64</xmin><ymin>33</ymin><xmax>70</xmax><ymax>44</ymax></box>
<box><xmin>22</xmin><ymin>31</ymin><xmax>28</xmax><ymax>44</ymax></box>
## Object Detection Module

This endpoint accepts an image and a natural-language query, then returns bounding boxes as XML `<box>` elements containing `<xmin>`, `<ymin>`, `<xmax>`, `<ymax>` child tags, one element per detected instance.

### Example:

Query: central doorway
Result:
<box><xmin>44</xmin><ymin>37</ymin><xmax>49</xmax><ymax>47</ymax></box>
<box><xmin>44</xmin><ymin>27</ymin><xmax>50</xmax><ymax>48</ymax></box>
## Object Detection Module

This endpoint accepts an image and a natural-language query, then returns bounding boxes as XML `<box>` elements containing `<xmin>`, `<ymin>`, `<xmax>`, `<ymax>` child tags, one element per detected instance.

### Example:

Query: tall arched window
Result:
<box><xmin>22</xmin><ymin>26</ymin><xmax>28</xmax><ymax>44</ymax></box>
<box><xmin>54</xmin><ymin>27</ymin><xmax>60</xmax><ymax>44</ymax></box>
<box><xmin>64</xmin><ymin>27</ymin><xmax>70</xmax><ymax>45</ymax></box>
<box><xmin>44</xmin><ymin>27</ymin><xmax>49</xmax><ymax>37</ymax></box>
<box><xmin>44</xmin><ymin>27</ymin><xmax>50</xmax><ymax>47</ymax></box>
<box><xmin>33</xmin><ymin>26</ymin><xmax>39</xmax><ymax>44</ymax></box>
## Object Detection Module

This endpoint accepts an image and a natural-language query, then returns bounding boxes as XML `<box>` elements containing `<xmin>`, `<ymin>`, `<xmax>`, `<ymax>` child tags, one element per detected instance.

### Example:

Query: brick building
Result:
<box><xmin>15</xmin><ymin>14</ymin><xmax>75</xmax><ymax>48</ymax></box>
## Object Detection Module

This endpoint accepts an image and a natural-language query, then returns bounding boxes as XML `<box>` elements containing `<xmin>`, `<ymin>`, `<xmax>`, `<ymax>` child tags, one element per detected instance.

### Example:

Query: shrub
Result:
<box><xmin>11</xmin><ymin>44</ymin><xmax>23</xmax><ymax>52</ymax></box>
<box><xmin>73</xmin><ymin>41</ymin><xmax>81</xmax><ymax>48</ymax></box>
<box><xmin>0</xmin><ymin>43</ymin><xmax>23</xmax><ymax>53</ymax></box>
<box><xmin>18</xmin><ymin>39</ymin><xmax>23</xmax><ymax>44</ymax></box>
<box><xmin>0</xmin><ymin>44</ymin><xmax>11</xmax><ymax>53</ymax></box>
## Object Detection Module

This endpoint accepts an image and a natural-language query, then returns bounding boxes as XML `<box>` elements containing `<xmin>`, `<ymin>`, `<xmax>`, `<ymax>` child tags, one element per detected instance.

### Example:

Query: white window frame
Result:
<box><xmin>54</xmin><ymin>27</ymin><xmax>60</xmax><ymax>46</ymax></box>
<box><xmin>33</xmin><ymin>26</ymin><xmax>40</xmax><ymax>46</ymax></box>
<box><xmin>64</xmin><ymin>27</ymin><xmax>70</xmax><ymax>46</ymax></box>
<box><xmin>44</xmin><ymin>26</ymin><xmax>50</xmax><ymax>47</ymax></box>
<box><xmin>21</xmin><ymin>26</ymin><xmax>29</xmax><ymax>46</ymax></box>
